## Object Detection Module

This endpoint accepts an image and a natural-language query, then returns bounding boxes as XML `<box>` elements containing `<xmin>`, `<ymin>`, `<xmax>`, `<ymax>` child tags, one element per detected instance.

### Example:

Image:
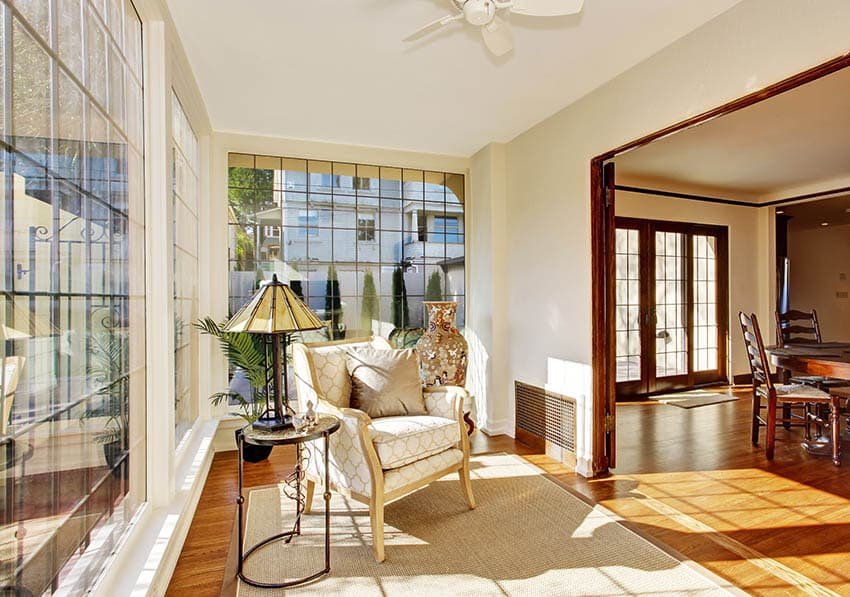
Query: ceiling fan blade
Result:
<box><xmin>403</xmin><ymin>13</ymin><xmax>463</xmax><ymax>42</ymax></box>
<box><xmin>509</xmin><ymin>0</ymin><xmax>584</xmax><ymax>17</ymax></box>
<box><xmin>481</xmin><ymin>16</ymin><xmax>514</xmax><ymax>57</ymax></box>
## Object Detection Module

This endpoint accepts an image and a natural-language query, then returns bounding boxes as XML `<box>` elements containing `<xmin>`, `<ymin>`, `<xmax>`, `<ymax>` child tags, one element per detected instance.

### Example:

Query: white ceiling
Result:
<box><xmin>165</xmin><ymin>0</ymin><xmax>742</xmax><ymax>157</ymax></box>
<box><xmin>614</xmin><ymin>65</ymin><xmax>850</xmax><ymax>198</ymax></box>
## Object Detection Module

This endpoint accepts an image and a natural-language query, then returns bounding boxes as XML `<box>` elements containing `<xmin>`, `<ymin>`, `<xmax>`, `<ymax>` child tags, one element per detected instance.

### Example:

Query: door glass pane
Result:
<box><xmin>693</xmin><ymin>235</ymin><xmax>718</xmax><ymax>371</ymax></box>
<box><xmin>615</xmin><ymin>228</ymin><xmax>640</xmax><ymax>381</ymax></box>
<box><xmin>655</xmin><ymin>231</ymin><xmax>687</xmax><ymax>377</ymax></box>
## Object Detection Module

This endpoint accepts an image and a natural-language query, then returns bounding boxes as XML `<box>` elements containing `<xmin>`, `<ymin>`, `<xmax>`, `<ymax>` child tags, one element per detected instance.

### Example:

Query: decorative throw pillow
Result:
<box><xmin>346</xmin><ymin>347</ymin><xmax>427</xmax><ymax>418</ymax></box>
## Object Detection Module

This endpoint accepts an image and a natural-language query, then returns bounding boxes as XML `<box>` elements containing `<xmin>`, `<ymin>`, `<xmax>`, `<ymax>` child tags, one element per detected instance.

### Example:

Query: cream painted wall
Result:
<box><xmin>615</xmin><ymin>189</ymin><xmax>765</xmax><ymax>378</ymax></box>
<box><xmin>495</xmin><ymin>0</ymin><xmax>850</xmax><ymax>475</ymax></box>
<box><xmin>788</xmin><ymin>223</ymin><xmax>850</xmax><ymax>341</ymax></box>
<box><xmin>468</xmin><ymin>143</ymin><xmax>509</xmax><ymax>434</ymax></box>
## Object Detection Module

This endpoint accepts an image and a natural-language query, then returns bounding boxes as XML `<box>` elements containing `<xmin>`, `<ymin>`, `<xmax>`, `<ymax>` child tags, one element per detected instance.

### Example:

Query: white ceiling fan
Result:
<box><xmin>403</xmin><ymin>0</ymin><xmax>585</xmax><ymax>57</ymax></box>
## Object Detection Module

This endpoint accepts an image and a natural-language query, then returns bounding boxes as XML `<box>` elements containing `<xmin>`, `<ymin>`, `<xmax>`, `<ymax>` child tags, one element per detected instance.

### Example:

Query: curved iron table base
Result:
<box><xmin>236</xmin><ymin>417</ymin><xmax>338</xmax><ymax>589</ymax></box>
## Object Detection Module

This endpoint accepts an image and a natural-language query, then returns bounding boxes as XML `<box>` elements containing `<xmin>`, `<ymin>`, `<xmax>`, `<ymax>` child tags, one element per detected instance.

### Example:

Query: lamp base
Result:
<box><xmin>252</xmin><ymin>413</ymin><xmax>293</xmax><ymax>431</ymax></box>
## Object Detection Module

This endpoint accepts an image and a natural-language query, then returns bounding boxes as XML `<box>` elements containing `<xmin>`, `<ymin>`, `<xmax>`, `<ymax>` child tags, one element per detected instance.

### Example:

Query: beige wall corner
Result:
<box><xmin>468</xmin><ymin>143</ymin><xmax>511</xmax><ymax>435</ymax></box>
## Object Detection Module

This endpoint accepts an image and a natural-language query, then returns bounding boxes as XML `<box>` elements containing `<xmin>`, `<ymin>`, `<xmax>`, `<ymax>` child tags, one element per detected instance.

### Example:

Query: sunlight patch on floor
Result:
<box><xmin>586</xmin><ymin>467</ymin><xmax>850</xmax><ymax>596</ymax></box>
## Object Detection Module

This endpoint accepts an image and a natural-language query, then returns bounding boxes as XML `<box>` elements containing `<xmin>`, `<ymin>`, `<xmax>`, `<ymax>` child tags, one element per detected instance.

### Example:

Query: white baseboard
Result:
<box><xmin>574</xmin><ymin>456</ymin><xmax>593</xmax><ymax>478</ymax></box>
<box><xmin>213</xmin><ymin>415</ymin><xmax>246</xmax><ymax>452</ymax></box>
<box><xmin>481</xmin><ymin>418</ymin><xmax>512</xmax><ymax>437</ymax></box>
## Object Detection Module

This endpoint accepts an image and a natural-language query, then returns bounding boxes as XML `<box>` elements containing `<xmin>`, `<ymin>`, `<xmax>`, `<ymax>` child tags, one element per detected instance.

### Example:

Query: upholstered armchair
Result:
<box><xmin>291</xmin><ymin>336</ymin><xmax>476</xmax><ymax>562</ymax></box>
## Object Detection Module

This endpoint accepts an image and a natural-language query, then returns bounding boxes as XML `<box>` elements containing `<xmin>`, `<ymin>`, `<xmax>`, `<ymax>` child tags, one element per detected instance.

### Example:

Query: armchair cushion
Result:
<box><xmin>293</xmin><ymin>337</ymin><xmax>392</xmax><ymax>410</ymax></box>
<box><xmin>383</xmin><ymin>448</ymin><xmax>464</xmax><ymax>495</ymax></box>
<box><xmin>369</xmin><ymin>415</ymin><xmax>460</xmax><ymax>470</ymax></box>
<box><xmin>307</xmin><ymin>350</ymin><xmax>354</xmax><ymax>408</ymax></box>
<box><xmin>347</xmin><ymin>347</ymin><xmax>427</xmax><ymax>418</ymax></box>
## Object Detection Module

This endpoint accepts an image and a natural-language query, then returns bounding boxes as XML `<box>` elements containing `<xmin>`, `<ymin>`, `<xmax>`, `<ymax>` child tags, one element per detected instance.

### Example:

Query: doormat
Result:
<box><xmin>648</xmin><ymin>391</ymin><xmax>739</xmax><ymax>409</ymax></box>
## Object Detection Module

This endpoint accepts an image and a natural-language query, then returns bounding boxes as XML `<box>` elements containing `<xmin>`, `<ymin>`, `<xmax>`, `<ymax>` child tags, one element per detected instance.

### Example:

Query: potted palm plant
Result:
<box><xmin>86</xmin><ymin>332</ymin><xmax>129</xmax><ymax>477</ymax></box>
<box><xmin>195</xmin><ymin>317</ymin><xmax>272</xmax><ymax>462</ymax></box>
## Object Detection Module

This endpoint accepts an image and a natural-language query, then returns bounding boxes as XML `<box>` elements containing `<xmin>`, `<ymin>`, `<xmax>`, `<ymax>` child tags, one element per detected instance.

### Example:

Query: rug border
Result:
<box><xmin>224</xmin><ymin>452</ymin><xmax>744</xmax><ymax>596</ymax></box>
<box><xmin>646</xmin><ymin>391</ymin><xmax>740</xmax><ymax>410</ymax></box>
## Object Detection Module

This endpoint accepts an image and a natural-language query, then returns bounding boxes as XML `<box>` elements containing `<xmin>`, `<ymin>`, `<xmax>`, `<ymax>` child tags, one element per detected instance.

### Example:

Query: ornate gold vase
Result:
<box><xmin>416</xmin><ymin>301</ymin><xmax>468</xmax><ymax>387</ymax></box>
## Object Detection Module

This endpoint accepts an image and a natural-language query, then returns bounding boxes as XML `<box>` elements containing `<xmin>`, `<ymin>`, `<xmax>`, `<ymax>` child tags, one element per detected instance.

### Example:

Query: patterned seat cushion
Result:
<box><xmin>369</xmin><ymin>415</ymin><xmax>460</xmax><ymax>470</ymax></box>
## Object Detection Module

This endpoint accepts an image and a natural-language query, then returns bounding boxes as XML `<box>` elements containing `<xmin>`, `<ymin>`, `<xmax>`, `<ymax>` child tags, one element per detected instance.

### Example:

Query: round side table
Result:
<box><xmin>236</xmin><ymin>414</ymin><xmax>340</xmax><ymax>589</ymax></box>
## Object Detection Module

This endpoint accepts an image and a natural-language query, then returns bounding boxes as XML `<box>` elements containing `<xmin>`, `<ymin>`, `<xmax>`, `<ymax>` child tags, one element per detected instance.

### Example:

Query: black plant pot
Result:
<box><xmin>235</xmin><ymin>429</ymin><xmax>272</xmax><ymax>463</ymax></box>
<box><xmin>102</xmin><ymin>440</ymin><xmax>129</xmax><ymax>479</ymax></box>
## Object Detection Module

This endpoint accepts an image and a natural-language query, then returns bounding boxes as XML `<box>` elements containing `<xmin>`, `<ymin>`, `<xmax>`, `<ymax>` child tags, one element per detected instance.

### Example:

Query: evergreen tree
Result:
<box><xmin>325</xmin><ymin>265</ymin><xmax>342</xmax><ymax>331</ymax></box>
<box><xmin>360</xmin><ymin>270</ymin><xmax>379</xmax><ymax>332</ymax></box>
<box><xmin>425</xmin><ymin>271</ymin><xmax>444</xmax><ymax>301</ymax></box>
<box><xmin>391</xmin><ymin>266</ymin><xmax>409</xmax><ymax>328</ymax></box>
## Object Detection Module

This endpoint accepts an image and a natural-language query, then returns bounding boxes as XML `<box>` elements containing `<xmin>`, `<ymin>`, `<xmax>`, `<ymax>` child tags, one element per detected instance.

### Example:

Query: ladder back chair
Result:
<box><xmin>775</xmin><ymin>309</ymin><xmax>822</xmax><ymax>345</ymax></box>
<box><xmin>775</xmin><ymin>308</ymin><xmax>846</xmax><ymax>389</ymax></box>
<box><xmin>739</xmin><ymin>312</ymin><xmax>842</xmax><ymax>465</ymax></box>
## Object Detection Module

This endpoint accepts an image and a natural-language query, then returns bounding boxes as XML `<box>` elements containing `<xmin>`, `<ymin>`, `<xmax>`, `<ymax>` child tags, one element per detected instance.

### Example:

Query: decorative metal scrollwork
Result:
<box><xmin>31</xmin><ymin>225</ymin><xmax>51</xmax><ymax>241</ymax></box>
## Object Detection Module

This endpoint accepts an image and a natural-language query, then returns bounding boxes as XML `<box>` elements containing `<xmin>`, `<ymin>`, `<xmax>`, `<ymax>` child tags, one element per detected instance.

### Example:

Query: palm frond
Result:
<box><xmin>195</xmin><ymin>317</ymin><xmax>268</xmax><ymax>390</ymax></box>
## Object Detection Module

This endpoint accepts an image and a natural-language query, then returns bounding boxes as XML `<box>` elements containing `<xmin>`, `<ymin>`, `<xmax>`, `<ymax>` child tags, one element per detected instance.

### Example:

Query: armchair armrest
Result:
<box><xmin>423</xmin><ymin>385</ymin><xmax>468</xmax><ymax>421</ymax></box>
<box><xmin>305</xmin><ymin>399</ymin><xmax>381</xmax><ymax>499</ymax></box>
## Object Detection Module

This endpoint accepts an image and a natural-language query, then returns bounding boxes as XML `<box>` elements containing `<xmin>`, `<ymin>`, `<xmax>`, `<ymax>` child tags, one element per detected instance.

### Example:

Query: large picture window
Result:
<box><xmin>227</xmin><ymin>155</ymin><xmax>465</xmax><ymax>346</ymax></box>
<box><xmin>172</xmin><ymin>93</ymin><xmax>199</xmax><ymax>444</ymax></box>
<box><xmin>0</xmin><ymin>0</ymin><xmax>145</xmax><ymax>593</ymax></box>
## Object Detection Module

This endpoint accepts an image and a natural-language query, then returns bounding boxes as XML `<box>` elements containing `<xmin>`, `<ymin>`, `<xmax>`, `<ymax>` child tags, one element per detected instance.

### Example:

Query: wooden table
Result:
<box><xmin>767</xmin><ymin>343</ymin><xmax>850</xmax><ymax>466</ymax></box>
<box><xmin>236</xmin><ymin>415</ymin><xmax>340</xmax><ymax>589</ymax></box>
<box><xmin>767</xmin><ymin>342</ymin><xmax>850</xmax><ymax>380</ymax></box>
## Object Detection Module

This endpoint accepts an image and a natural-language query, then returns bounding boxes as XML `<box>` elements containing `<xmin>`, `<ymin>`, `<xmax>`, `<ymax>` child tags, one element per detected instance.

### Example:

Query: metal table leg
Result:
<box><xmin>237</xmin><ymin>428</ymin><xmax>334</xmax><ymax>588</ymax></box>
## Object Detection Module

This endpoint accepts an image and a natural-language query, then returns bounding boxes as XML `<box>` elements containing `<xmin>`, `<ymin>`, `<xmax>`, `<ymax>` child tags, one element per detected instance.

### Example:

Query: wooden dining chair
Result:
<box><xmin>739</xmin><ymin>312</ymin><xmax>842</xmax><ymax>465</ymax></box>
<box><xmin>775</xmin><ymin>309</ymin><xmax>823</xmax><ymax>345</ymax></box>
<box><xmin>774</xmin><ymin>308</ymin><xmax>846</xmax><ymax>392</ymax></box>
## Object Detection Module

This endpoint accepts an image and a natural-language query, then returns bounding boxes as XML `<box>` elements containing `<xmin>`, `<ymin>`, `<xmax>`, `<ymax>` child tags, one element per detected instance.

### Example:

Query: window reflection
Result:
<box><xmin>0</xmin><ymin>1</ymin><xmax>145</xmax><ymax>594</ymax></box>
<box><xmin>227</xmin><ymin>154</ymin><xmax>465</xmax><ymax>396</ymax></box>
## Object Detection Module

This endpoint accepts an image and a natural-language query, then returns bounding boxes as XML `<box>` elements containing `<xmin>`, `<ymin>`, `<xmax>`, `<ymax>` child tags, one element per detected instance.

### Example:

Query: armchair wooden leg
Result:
<box><xmin>369</xmin><ymin>495</ymin><xmax>385</xmax><ymax>563</ymax></box>
<box><xmin>304</xmin><ymin>479</ymin><xmax>315</xmax><ymax>514</ymax></box>
<box><xmin>459</xmin><ymin>460</ymin><xmax>477</xmax><ymax>510</ymax></box>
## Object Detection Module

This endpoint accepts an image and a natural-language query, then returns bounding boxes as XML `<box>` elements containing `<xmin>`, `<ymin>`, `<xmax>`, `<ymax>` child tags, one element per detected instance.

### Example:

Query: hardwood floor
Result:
<box><xmin>167</xmin><ymin>387</ymin><xmax>850</xmax><ymax>596</ymax></box>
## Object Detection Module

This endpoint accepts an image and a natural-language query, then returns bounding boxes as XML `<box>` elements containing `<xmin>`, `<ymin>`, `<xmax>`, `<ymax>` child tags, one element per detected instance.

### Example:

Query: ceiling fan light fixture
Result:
<box><xmin>403</xmin><ymin>0</ymin><xmax>584</xmax><ymax>57</ymax></box>
<box><xmin>463</xmin><ymin>0</ymin><xmax>497</xmax><ymax>26</ymax></box>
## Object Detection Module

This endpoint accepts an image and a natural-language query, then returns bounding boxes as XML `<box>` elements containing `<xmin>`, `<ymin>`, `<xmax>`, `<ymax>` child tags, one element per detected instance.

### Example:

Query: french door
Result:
<box><xmin>615</xmin><ymin>217</ymin><xmax>728</xmax><ymax>399</ymax></box>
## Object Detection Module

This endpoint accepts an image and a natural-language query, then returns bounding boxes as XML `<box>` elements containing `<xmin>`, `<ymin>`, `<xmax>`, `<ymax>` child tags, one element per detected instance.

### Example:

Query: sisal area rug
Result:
<box><xmin>648</xmin><ymin>391</ymin><xmax>739</xmax><ymax>409</ymax></box>
<box><xmin>229</xmin><ymin>453</ymin><xmax>733</xmax><ymax>596</ymax></box>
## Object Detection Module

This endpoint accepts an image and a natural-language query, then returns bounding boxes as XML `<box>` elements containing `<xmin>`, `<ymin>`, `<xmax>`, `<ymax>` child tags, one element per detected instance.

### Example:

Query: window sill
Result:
<box><xmin>91</xmin><ymin>417</ymin><xmax>221</xmax><ymax>597</ymax></box>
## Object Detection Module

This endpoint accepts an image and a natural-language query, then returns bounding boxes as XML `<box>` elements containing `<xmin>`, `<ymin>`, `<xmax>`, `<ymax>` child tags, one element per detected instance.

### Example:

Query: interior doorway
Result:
<box><xmin>614</xmin><ymin>217</ymin><xmax>728</xmax><ymax>400</ymax></box>
<box><xmin>589</xmin><ymin>54</ymin><xmax>850</xmax><ymax>475</ymax></box>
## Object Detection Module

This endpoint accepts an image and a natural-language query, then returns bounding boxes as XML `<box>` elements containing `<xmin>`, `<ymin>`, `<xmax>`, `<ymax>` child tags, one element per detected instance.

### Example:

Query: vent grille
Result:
<box><xmin>515</xmin><ymin>381</ymin><xmax>576</xmax><ymax>453</ymax></box>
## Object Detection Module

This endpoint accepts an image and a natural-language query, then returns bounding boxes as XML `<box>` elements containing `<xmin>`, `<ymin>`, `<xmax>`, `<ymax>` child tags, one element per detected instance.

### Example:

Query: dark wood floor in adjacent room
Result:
<box><xmin>167</xmin><ymin>386</ymin><xmax>850</xmax><ymax>596</ymax></box>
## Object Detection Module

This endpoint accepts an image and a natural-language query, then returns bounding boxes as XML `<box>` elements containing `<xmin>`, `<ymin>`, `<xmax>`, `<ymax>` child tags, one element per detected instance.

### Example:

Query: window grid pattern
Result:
<box><xmin>172</xmin><ymin>92</ymin><xmax>199</xmax><ymax>444</ymax></box>
<box><xmin>655</xmin><ymin>231</ymin><xmax>687</xmax><ymax>378</ymax></box>
<box><xmin>692</xmin><ymin>235</ymin><xmax>718</xmax><ymax>371</ymax></box>
<box><xmin>227</xmin><ymin>155</ymin><xmax>465</xmax><ymax>337</ymax></box>
<box><xmin>615</xmin><ymin>228</ymin><xmax>640</xmax><ymax>382</ymax></box>
<box><xmin>0</xmin><ymin>0</ymin><xmax>144</xmax><ymax>593</ymax></box>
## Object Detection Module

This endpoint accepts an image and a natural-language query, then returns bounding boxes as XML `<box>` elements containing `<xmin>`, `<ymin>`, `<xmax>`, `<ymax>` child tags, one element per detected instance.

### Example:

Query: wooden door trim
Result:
<box><xmin>594</xmin><ymin>53</ymin><xmax>850</xmax><ymax>163</ymax></box>
<box><xmin>590</xmin><ymin>52</ymin><xmax>850</xmax><ymax>476</ymax></box>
